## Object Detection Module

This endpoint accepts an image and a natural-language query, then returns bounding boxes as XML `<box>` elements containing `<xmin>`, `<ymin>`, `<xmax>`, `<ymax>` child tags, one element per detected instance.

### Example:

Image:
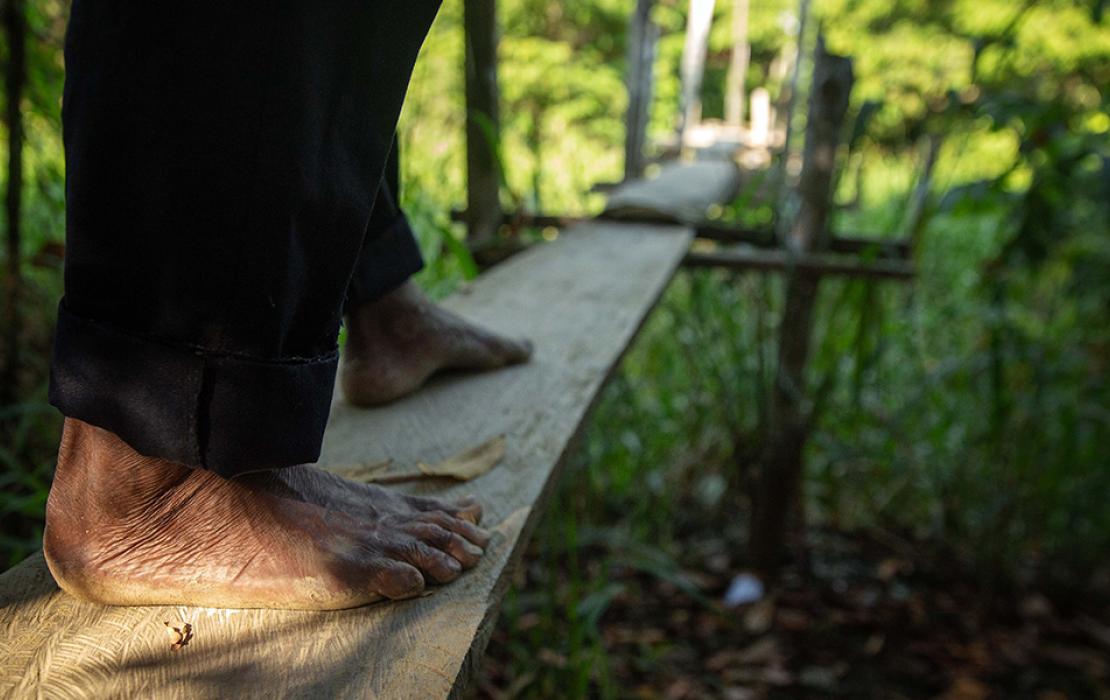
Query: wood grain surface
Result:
<box><xmin>0</xmin><ymin>222</ymin><xmax>692</xmax><ymax>700</ymax></box>
<box><xmin>603</xmin><ymin>159</ymin><xmax>740</xmax><ymax>224</ymax></box>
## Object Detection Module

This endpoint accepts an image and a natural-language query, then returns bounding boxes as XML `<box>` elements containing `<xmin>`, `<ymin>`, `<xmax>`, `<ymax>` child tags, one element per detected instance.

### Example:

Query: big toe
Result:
<box><xmin>368</xmin><ymin>559</ymin><xmax>426</xmax><ymax>600</ymax></box>
<box><xmin>495</xmin><ymin>335</ymin><xmax>533</xmax><ymax>364</ymax></box>
<box><xmin>453</xmin><ymin>328</ymin><xmax>533</xmax><ymax>369</ymax></box>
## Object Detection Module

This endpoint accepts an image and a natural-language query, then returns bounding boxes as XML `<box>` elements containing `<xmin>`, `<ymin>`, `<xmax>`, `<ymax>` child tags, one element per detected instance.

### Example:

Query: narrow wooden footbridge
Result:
<box><xmin>2</xmin><ymin>0</ymin><xmax>922</xmax><ymax>694</ymax></box>
<box><xmin>0</xmin><ymin>163</ymin><xmax>735</xmax><ymax>699</ymax></box>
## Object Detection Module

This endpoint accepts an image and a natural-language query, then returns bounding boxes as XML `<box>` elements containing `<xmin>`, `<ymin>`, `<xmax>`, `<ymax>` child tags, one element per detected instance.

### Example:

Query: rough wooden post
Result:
<box><xmin>750</xmin><ymin>36</ymin><xmax>853</xmax><ymax>577</ymax></box>
<box><xmin>624</xmin><ymin>0</ymin><xmax>658</xmax><ymax>181</ymax></box>
<box><xmin>904</xmin><ymin>134</ymin><xmax>942</xmax><ymax>251</ymax></box>
<box><xmin>676</xmin><ymin>0</ymin><xmax>716</xmax><ymax>147</ymax></box>
<box><xmin>725</xmin><ymin>0</ymin><xmax>750</xmax><ymax>127</ymax></box>
<box><xmin>464</xmin><ymin>0</ymin><xmax>501</xmax><ymax>245</ymax></box>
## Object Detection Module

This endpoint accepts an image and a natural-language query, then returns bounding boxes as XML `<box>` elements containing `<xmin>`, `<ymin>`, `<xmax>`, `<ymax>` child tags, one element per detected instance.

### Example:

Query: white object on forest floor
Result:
<box><xmin>723</xmin><ymin>572</ymin><xmax>765</xmax><ymax>608</ymax></box>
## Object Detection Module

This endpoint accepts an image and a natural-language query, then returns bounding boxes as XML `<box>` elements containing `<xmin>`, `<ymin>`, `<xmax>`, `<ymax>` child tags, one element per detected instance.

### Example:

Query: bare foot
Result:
<box><xmin>341</xmin><ymin>280</ymin><xmax>533</xmax><ymax>406</ymax></box>
<box><xmin>43</xmin><ymin>419</ymin><xmax>490</xmax><ymax>610</ymax></box>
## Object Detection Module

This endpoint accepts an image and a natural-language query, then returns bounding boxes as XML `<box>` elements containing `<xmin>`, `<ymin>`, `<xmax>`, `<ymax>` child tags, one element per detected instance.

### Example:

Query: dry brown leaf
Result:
<box><xmin>417</xmin><ymin>435</ymin><xmax>506</xmax><ymax>480</ymax></box>
<box><xmin>163</xmin><ymin>621</ymin><xmax>193</xmax><ymax>651</ymax></box>
<box><xmin>358</xmin><ymin>436</ymin><xmax>507</xmax><ymax>484</ymax></box>
<box><xmin>938</xmin><ymin>676</ymin><xmax>990</xmax><ymax>700</ymax></box>
<box><xmin>342</xmin><ymin>459</ymin><xmax>393</xmax><ymax>482</ymax></box>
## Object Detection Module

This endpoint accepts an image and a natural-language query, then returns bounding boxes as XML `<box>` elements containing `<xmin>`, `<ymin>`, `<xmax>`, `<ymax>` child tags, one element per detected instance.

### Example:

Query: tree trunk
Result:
<box><xmin>3</xmin><ymin>0</ymin><xmax>27</xmax><ymax>406</ymax></box>
<box><xmin>750</xmin><ymin>36</ymin><xmax>853</xmax><ymax>577</ymax></box>
<box><xmin>463</xmin><ymin>0</ymin><xmax>501</xmax><ymax>245</ymax></box>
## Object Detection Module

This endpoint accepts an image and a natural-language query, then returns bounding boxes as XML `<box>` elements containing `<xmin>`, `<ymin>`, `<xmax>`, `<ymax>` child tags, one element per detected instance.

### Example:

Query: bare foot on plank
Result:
<box><xmin>43</xmin><ymin>418</ymin><xmax>489</xmax><ymax>609</ymax></box>
<box><xmin>341</xmin><ymin>280</ymin><xmax>533</xmax><ymax>406</ymax></box>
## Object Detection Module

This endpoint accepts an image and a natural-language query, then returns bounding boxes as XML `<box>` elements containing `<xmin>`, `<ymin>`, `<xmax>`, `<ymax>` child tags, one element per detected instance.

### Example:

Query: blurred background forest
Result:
<box><xmin>2</xmin><ymin>0</ymin><xmax>1109</xmax><ymax>697</ymax></box>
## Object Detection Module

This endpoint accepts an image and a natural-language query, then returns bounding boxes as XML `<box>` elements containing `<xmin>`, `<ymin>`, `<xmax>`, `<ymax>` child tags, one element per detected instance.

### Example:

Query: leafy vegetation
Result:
<box><xmin>2</xmin><ymin>0</ymin><xmax>1108</xmax><ymax>695</ymax></box>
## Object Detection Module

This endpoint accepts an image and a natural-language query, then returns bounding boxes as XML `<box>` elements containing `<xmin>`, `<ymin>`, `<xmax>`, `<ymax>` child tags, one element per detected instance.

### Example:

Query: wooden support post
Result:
<box><xmin>624</xmin><ymin>0</ymin><xmax>658</xmax><ymax>181</ymax></box>
<box><xmin>676</xmin><ymin>0</ymin><xmax>716</xmax><ymax>146</ymax></box>
<box><xmin>904</xmin><ymin>134</ymin><xmax>942</xmax><ymax>251</ymax></box>
<box><xmin>464</xmin><ymin>0</ymin><xmax>502</xmax><ymax>245</ymax></box>
<box><xmin>725</xmin><ymin>0</ymin><xmax>750</xmax><ymax>127</ymax></box>
<box><xmin>750</xmin><ymin>36</ymin><xmax>853</xmax><ymax>577</ymax></box>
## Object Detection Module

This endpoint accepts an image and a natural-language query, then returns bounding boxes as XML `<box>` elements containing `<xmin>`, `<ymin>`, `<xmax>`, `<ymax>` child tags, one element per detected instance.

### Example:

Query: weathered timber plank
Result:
<box><xmin>0</xmin><ymin>222</ymin><xmax>692</xmax><ymax>700</ymax></box>
<box><xmin>602</xmin><ymin>160</ymin><xmax>740</xmax><ymax>224</ymax></box>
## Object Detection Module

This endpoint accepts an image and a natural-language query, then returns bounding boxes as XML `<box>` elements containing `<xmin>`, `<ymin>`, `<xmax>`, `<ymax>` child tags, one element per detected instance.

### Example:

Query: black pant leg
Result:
<box><xmin>50</xmin><ymin>0</ymin><xmax>441</xmax><ymax>476</ymax></box>
<box><xmin>345</xmin><ymin>137</ymin><xmax>425</xmax><ymax>308</ymax></box>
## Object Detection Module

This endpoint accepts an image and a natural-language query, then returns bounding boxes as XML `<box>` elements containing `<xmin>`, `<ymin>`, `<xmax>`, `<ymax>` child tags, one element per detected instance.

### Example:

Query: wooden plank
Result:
<box><xmin>603</xmin><ymin>160</ymin><xmax>740</xmax><ymax>224</ymax></box>
<box><xmin>0</xmin><ymin>222</ymin><xmax>693</xmax><ymax>700</ymax></box>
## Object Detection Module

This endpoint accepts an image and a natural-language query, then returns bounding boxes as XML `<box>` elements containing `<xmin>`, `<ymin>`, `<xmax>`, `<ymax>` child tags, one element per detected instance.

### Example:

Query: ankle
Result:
<box><xmin>44</xmin><ymin>421</ymin><xmax>183</xmax><ymax>569</ymax></box>
<box><xmin>50</xmin><ymin>419</ymin><xmax>190</xmax><ymax>519</ymax></box>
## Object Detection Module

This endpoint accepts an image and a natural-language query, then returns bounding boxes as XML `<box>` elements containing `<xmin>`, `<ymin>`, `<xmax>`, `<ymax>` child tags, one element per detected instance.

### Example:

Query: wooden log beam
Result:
<box><xmin>694</xmin><ymin>225</ymin><xmax>911</xmax><ymax>259</ymax></box>
<box><xmin>448</xmin><ymin>210</ymin><xmax>912</xmax><ymax>260</ymax></box>
<box><xmin>683</xmin><ymin>248</ymin><xmax>914</xmax><ymax>280</ymax></box>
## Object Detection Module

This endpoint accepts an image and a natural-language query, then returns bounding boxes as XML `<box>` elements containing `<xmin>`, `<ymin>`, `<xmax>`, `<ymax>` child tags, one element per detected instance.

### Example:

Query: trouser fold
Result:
<box><xmin>51</xmin><ymin>303</ymin><xmax>338</xmax><ymax>477</ymax></box>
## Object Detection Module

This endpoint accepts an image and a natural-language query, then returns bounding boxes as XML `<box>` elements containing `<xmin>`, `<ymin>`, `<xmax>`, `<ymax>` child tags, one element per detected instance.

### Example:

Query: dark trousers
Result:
<box><xmin>49</xmin><ymin>1</ymin><xmax>438</xmax><ymax>477</ymax></box>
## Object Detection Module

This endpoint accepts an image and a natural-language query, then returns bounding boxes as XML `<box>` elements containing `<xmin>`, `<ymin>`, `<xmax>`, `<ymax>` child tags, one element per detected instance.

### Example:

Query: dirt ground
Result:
<box><xmin>473</xmin><ymin>524</ymin><xmax>1110</xmax><ymax>699</ymax></box>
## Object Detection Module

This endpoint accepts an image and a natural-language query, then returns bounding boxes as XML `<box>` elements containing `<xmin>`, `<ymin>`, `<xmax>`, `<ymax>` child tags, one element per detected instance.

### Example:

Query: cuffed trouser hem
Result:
<box><xmin>49</xmin><ymin>302</ymin><xmax>338</xmax><ymax>478</ymax></box>
<box><xmin>346</xmin><ymin>213</ymin><xmax>425</xmax><ymax>308</ymax></box>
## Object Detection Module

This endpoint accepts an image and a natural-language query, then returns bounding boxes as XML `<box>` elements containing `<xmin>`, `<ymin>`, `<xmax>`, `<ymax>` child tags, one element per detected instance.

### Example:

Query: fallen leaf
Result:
<box><xmin>360</xmin><ymin>436</ymin><xmax>507</xmax><ymax>484</ymax></box>
<box><xmin>799</xmin><ymin>664</ymin><xmax>847</xmax><ymax>691</ymax></box>
<box><xmin>742</xmin><ymin>599</ymin><xmax>775</xmax><ymax>634</ymax></box>
<box><xmin>536</xmin><ymin>648</ymin><xmax>567</xmax><ymax>668</ymax></box>
<box><xmin>417</xmin><ymin>435</ymin><xmax>506</xmax><ymax>480</ymax></box>
<box><xmin>777</xmin><ymin>607</ymin><xmax>810</xmax><ymax>631</ymax></box>
<box><xmin>1019</xmin><ymin>593</ymin><xmax>1053</xmax><ymax>619</ymax></box>
<box><xmin>877</xmin><ymin>558</ymin><xmax>902</xmax><ymax>581</ymax></box>
<box><xmin>864</xmin><ymin>634</ymin><xmax>885</xmax><ymax>655</ymax></box>
<box><xmin>163</xmin><ymin>621</ymin><xmax>193</xmax><ymax>651</ymax></box>
<box><xmin>342</xmin><ymin>459</ymin><xmax>393</xmax><ymax>481</ymax></box>
<box><xmin>736</xmin><ymin>637</ymin><xmax>781</xmax><ymax>665</ymax></box>
<box><xmin>938</xmin><ymin>676</ymin><xmax>989</xmax><ymax>700</ymax></box>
